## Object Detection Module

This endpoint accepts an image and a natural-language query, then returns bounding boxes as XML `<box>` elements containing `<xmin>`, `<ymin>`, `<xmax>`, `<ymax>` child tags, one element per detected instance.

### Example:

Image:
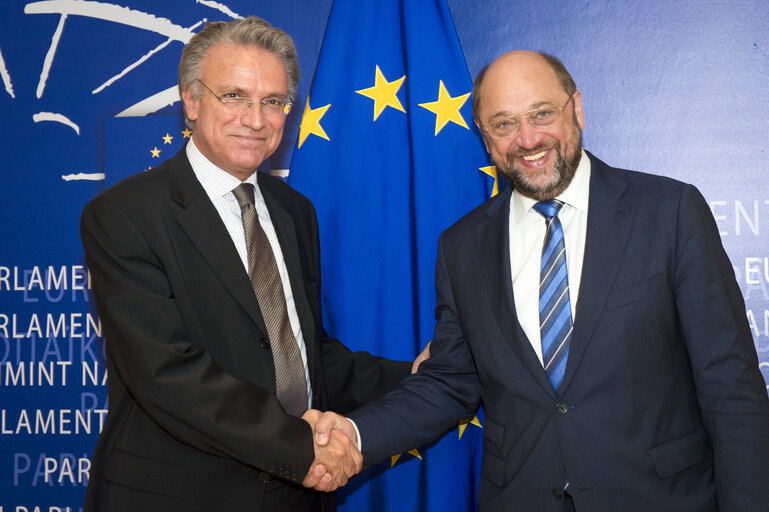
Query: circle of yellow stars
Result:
<box><xmin>300</xmin><ymin>65</ymin><xmax>470</xmax><ymax>141</ymax></box>
<box><xmin>390</xmin><ymin>414</ymin><xmax>483</xmax><ymax>467</ymax></box>
<box><xmin>145</xmin><ymin>128</ymin><xmax>192</xmax><ymax>171</ymax></box>
<box><xmin>297</xmin><ymin>65</ymin><xmax>498</xmax><ymax>195</ymax></box>
<box><xmin>298</xmin><ymin>66</ymin><xmax>492</xmax><ymax>465</ymax></box>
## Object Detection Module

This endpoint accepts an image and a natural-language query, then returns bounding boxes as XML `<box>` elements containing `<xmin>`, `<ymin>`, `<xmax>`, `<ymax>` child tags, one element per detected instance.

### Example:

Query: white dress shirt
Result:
<box><xmin>357</xmin><ymin>153</ymin><xmax>593</xmax><ymax>449</ymax></box>
<box><xmin>186</xmin><ymin>138</ymin><xmax>312</xmax><ymax>406</ymax></box>
<box><xmin>509</xmin><ymin>150</ymin><xmax>591</xmax><ymax>364</ymax></box>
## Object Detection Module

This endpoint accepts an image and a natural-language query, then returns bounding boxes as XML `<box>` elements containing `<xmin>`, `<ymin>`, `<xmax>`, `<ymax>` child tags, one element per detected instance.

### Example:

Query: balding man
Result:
<box><xmin>311</xmin><ymin>51</ymin><xmax>769</xmax><ymax>511</ymax></box>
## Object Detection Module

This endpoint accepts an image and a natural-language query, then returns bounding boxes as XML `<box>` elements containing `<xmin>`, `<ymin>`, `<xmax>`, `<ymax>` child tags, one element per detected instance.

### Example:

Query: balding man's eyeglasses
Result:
<box><xmin>481</xmin><ymin>94</ymin><xmax>574</xmax><ymax>140</ymax></box>
<box><xmin>196</xmin><ymin>78</ymin><xmax>292</xmax><ymax>117</ymax></box>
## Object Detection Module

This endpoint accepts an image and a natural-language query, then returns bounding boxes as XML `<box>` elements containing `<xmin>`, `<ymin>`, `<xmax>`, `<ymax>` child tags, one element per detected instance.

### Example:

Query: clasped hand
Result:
<box><xmin>300</xmin><ymin>341</ymin><xmax>431</xmax><ymax>491</ymax></box>
<box><xmin>301</xmin><ymin>409</ymin><xmax>361</xmax><ymax>492</ymax></box>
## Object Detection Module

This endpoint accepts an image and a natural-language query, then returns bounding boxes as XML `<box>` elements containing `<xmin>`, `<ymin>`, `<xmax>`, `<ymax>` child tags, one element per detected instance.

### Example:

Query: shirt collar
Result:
<box><xmin>511</xmin><ymin>148</ymin><xmax>591</xmax><ymax>225</ymax></box>
<box><xmin>186</xmin><ymin>136</ymin><xmax>258</xmax><ymax>199</ymax></box>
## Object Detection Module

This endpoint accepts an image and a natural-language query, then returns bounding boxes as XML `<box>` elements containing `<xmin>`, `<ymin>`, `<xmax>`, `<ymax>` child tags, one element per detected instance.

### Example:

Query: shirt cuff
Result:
<box><xmin>348</xmin><ymin>417</ymin><xmax>362</xmax><ymax>452</ymax></box>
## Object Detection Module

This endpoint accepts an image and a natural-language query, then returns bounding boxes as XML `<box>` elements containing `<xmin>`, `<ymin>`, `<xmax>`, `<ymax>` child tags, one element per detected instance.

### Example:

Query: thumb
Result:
<box><xmin>301</xmin><ymin>408</ymin><xmax>321</xmax><ymax>427</ymax></box>
<box><xmin>314</xmin><ymin>411</ymin><xmax>342</xmax><ymax>446</ymax></box>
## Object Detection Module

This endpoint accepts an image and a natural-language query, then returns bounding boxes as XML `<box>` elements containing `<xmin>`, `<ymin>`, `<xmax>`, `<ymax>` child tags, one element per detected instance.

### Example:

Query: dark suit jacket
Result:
<box><xmin>81</xmin><ymin>147</ymin><xmax>410</xmax><ymax>512</ymax></box>
<box><xmin>350</xmin><ymin>152</ymin><xmax>769</xmax><ymax>511</ymax></box>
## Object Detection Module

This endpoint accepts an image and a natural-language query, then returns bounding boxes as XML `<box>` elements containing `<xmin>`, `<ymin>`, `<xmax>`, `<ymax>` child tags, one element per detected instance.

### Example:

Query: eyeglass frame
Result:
<box><xmin>195</xmin><ymin>78</ymin><xmax>293</xmax><ymax>116</ymax></box>
<box><xmin>480</xmin><ymin>93</ymin><xmax>575</xmax><ymax>140</ymax></box>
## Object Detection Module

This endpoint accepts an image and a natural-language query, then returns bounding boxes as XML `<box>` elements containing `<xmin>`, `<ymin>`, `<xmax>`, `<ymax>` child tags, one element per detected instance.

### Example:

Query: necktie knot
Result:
<box><xmin>533</xmin><ymin>199</ymin><xmax>564</xmax><ymax>219</ymax></box>
<box><xmin>232</xmin><ymin>183</ymin><xmax>256</xmax><ymax>210</ymax></box>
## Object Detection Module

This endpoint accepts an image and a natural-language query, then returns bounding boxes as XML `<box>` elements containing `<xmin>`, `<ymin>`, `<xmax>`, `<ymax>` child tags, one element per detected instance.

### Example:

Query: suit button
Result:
<box><xmin>259</xmin><ymin>337</ymin><xmax>270</xmax><ymax>350</ymax></box>
<box><xmin>556</xmin><ymin>402</ymin><xmax>568</xmax><ymax>415</ymax></box>
<box><xmin>258</xmin><ymin>472</ymin><xmax>272</xmax><ymax>483</ymax></box>
<box><xmin>552</xmin><ymin>488</ymin><xmax>563</xmax><ymax>499</ymax></box>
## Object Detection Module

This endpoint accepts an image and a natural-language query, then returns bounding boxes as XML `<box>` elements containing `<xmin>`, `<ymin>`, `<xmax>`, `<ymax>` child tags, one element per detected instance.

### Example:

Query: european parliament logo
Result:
<box><xmin>0</xmin><ymin>3</ymin><xmax>266</xmax><ymax>510</ymax></box>
<box><xmin>0</xmin><ymin>0</ymin><xmax>252</xmax><ymax>185</ymax></box>
<box><xmin>104</xmin><ymin>115</ymin><xmax>187</xmax><ymax>186</ymax></box>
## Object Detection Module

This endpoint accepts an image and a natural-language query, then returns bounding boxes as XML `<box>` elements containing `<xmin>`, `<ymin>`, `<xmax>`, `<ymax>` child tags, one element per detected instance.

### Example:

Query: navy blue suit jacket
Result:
<box><xmin>350</xmin><ymin>152</ymin><xmax>769</xmax><ymax>511</ymax></box>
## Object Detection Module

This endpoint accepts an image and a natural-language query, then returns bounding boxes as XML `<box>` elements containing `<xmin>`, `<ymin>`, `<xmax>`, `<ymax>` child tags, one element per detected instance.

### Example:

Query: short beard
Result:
<box><xmin>498</xmin><ymin>124</ymin><xmax>583</xmax><ymax>202</ymax></box>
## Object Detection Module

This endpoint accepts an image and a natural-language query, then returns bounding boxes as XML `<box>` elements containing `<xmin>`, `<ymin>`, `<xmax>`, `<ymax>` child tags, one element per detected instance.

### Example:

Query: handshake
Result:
<box><xmin>301</xmin><ymin>409</ymin><xmax>360</xmax><ymax>492</ymax></box>
<box><xmin>299</xmin><ymin>341</ymin><xmax>431</xmax><ymax>492</ymax></box>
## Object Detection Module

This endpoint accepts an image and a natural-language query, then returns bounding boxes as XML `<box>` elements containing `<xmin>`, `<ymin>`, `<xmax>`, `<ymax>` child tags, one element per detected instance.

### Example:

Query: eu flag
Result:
<box><xmin>289</xmin><ymin>0</ymin><xmax>496</xmax><ymax>510</ymax></box>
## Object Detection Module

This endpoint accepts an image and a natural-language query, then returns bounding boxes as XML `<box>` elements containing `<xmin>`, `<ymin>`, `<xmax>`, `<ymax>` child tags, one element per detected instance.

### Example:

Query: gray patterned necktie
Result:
<box><xmin>232</xmin><ymin>183</ymin><xmax>308</xmax><ymax>416</ymax></box>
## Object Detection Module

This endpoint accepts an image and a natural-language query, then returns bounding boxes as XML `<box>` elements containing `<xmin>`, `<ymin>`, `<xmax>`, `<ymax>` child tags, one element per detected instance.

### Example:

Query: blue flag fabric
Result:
<box><xmin>289</xmin><ymin>0</ymin><xmax>495</xmax><ymax>510</ymax></box>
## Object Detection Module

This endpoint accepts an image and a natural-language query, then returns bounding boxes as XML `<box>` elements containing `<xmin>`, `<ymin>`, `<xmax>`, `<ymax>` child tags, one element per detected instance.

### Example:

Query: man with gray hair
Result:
<box><xmin>81</xmin><ymin>17</ymin><xmax>411</xmax><ymax>512</ymax></box>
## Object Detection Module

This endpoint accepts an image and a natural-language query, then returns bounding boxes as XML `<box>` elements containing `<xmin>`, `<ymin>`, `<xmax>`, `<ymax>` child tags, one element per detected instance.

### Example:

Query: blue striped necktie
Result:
<box><xmin>533</xmin><ymin>200</ymin><xmax>573</xmax><ymax>395</ymax></box>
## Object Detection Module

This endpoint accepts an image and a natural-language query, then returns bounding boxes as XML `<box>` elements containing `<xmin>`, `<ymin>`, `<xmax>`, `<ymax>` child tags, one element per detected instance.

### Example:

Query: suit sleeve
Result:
<box><xmin>81</xmin><ymin>195</ymin><xmax>314</xmax><ymax>482</ymax></box>
<box><xmin>348</xmin><ymin>233</ymin><xmax>482</xmax><ymax>464</ymax></box>
<box><xmin>320</xmin><ymin>335</ymin><xmax>412</xmax><ymax>414</ymax></box>
<box><xmin>673</xmin><ymin>184</ymin><xmax>769</xmax><ymax>508</ymax></box>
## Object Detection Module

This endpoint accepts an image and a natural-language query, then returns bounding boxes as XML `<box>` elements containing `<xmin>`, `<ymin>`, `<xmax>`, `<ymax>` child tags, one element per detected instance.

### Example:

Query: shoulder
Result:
<box><xmin>81</xmin><ymin>150</ymin><xmax>188</xmax><ymax>231</ymax></box>
<box><xmin>86</xmin><ymin>151</ymin><xmax>179</xmax><ymax>209</ymax></box>
<box><xmin>589</xmin><ymin>152</ymin><xmax>691</xmax><ymax>193</ymax></box>
<box><xmin>259</xmin><ymin>172</ymin><xmax>316</xmax><ymax>215</ymax></box>
<box><xmin>588</xmin><ymin>152</ymin><xmax>703</xmax><ymax>209</ymax></box>
<box><xmin>441</xmin><ymin>187</ymin><xmax>511</xmax><ymax>240</ymax></box>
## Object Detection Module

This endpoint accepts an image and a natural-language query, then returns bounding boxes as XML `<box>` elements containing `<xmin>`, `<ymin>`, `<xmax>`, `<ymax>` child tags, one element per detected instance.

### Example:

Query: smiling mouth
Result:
<box><xmin>232</xmin><ymin>133</ymin><xmax>266</xmax><ymax>143</ymax></box>
<box><xmin>522</xmin><ymin>150</ymin><xmax>548</xmax><ymax>161</ymax></box>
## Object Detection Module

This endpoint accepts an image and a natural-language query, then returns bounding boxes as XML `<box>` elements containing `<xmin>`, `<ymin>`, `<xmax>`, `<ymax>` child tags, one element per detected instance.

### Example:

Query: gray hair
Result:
<box><xmin>178</xmin><ymin>16</ymin><xmax>300</xmax><ymax>126</ymax></box>
<box><xmin>472</xmin><ymin>52</ymin><xmax>576</xmax><ymax>121</ymax></box>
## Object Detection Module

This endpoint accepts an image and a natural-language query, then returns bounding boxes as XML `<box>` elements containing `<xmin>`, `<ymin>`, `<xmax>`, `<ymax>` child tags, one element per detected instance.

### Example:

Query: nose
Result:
<box><xmin>240</xmin><ymin>102</ymin><xmax>266</xmax><ymax>130</ymax></box>
<box><xmin>514</xmin><ymin>117</ymin><xmax>543</xmax><ymax>149</ymax></box>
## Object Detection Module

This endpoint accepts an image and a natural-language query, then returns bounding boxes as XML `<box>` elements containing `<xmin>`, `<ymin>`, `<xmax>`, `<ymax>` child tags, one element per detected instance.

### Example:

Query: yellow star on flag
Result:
<box><xmin>390</xmin><ymin>449</ymin><xmax>422</xmax><ymax>467</ymax></box>
<box><xmin>355</xmin><ymin>65</ymin><xmax>406</xmax><ymax>121</ymax></box>
<box><xmin>298</xmin><ymin>97</ymin><xmax>331</xmax><ymax>148</ymax></box>
<box><xmin>150</xmin><ymin>147</ymin><xmax>161</xmax><ymax>158</ymax></box>
<box><xmin>458</xmin><ymin>415</ymin><xmax>483</xmax><ymax>439</ymax></box>
<box><xmin>162</xmin><ymin>133</ymin><xmax>173</xmax><ymax>144</ymax></box>
<box><xmin>181</xmin><ymin>128</ymin><xmax>192</xmax><ymax>139</ymax></box>
<box><xmin>419</xmin><ymin>80</ymin><xmax>471</xmax><ymax>135</ymax></box>
<box><xmin>480</xmin><ymin>165</ymin><xmax>500</xmax><ymax>197</ymax></box>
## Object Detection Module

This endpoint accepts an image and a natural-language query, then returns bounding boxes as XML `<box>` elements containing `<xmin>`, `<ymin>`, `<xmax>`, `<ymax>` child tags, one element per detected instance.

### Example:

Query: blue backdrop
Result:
<box><xmin>0</xmin><ymin>1</ymin><xmax>767</xmax><ymax>510</ymax></box>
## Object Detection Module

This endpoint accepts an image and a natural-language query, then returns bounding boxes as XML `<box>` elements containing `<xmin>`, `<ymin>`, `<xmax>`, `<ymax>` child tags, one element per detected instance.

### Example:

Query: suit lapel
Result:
<box><xmin>560</xmin><ymin>153</ymin><xmax>634</xmax><ymax>394</ymax></box>
<box><xmin>475</xmin><ymin>187</ymin><xmax>556</xmax><ymax>396</ymax></box>
<box><xmin>169</xmin><ymin>150</ymin><xmax>269</xmax><ymax>337</ymax></box>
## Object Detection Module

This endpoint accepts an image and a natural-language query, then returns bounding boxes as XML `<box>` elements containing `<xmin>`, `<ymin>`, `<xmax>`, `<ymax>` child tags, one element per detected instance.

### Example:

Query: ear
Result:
<box><xmin>474</xmin><ymin>120</ymin><xmax>492</xmax><ymax>153</ymax></box>
<box><xmin>182</xmin><ymin>89</ymin><xmax>199</xmax><ymax>123</ymax></box>
<box><xmin>572</xmin><ymin>90</ymin><xmax>585</xmax><ymax>131</ymax></box>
